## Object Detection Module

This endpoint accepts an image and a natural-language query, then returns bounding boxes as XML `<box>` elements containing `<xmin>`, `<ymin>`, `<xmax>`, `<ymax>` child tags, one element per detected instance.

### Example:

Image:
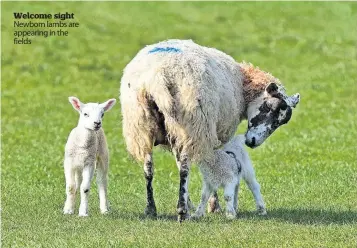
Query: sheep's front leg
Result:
<box><xmin>79</xmin><ymin>165</ymin><xmax>95</xmax><ymax>217</ymax></box>
<box><xmin>63</xmin><ymin>160</ymin><xmax>76</xmax><ymax>215</ymax></box>
<box><xmin>144</xmin><ymin>153</ymin><xmax>157</xmax><ymax>217</ymax></box>
<box><xmin>96</xmin><ymin>157</ymin><xmax>109</xmax><ymax>214</ymax></box>
<box><xmin>174</xmin><ymin>151</ymin><xmax>190</xmax><ymax>222</ymax></box>
<box><xmin>207</xmin><ymin>191</ymin><xmax>222</xmax><ymax>213</ymax></box>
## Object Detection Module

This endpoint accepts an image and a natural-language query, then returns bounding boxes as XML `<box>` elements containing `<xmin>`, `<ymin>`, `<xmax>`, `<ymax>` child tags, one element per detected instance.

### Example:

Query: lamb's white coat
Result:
<box><xmin>194</xmin><ymin>135</ymin><xmax>266</xmax><ymax>219</ymax></box>
<box><xmin>63</xmin><ymin>97</ymin><xmax>116</xmax><ymax>216</ymax></box>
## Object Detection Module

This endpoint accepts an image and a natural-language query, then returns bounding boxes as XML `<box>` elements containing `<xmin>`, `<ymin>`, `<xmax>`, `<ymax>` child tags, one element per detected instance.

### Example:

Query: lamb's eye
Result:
<box><xmin>84</xmin><ymin>113</ymin><xmax>89</xmax><ymax>117</ymax></box>
<box><xmin>101</xmin><ymin>113</ymin><xmax>104</xmax><ymax>118</ymax></box>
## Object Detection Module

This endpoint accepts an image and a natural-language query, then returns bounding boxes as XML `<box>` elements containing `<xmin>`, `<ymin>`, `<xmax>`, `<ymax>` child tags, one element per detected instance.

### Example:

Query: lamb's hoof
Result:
<box><xmin>101</xmin><ymin>209</ymin><xmax>110</xmax><ymax>215</ymax></box>
<box><xmin>63</xmin><ymin>208</ymin><xmax>74</xmax><ymax>215</ymax></box>
<box><xmin>190</xmin><ymin>213</ymin><xmax>203</xmax><ymax>220</ymax></box>
<box><xmin>144</xmin><ymin>206</ymin><xmax>157</xmax><ymax>218</ymax></box>
<box><xmin>257</xmin><ymin>207</ymin><xmax>267</xmax><ymax>216</ymax></box>
<box><xmin>78</xmin><ymin>212</ymin><xmax>89</xmax><ymax>217</ymax></box>
<box><xmin>225</xmin><ymin>212</ymin><xmax>237</xmax><ymax>220</ymax></box>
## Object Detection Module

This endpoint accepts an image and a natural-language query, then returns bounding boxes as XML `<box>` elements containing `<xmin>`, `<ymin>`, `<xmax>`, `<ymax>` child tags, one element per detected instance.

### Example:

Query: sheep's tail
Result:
<box><xmin>121</xmin><ymin>93</ymin><xmax>153</xmax><ymax>162</ymax></box>
<box><xmin>120</xmin><ymin>72</ymin><xmax>176</xmax><ymax>162</ymax></box>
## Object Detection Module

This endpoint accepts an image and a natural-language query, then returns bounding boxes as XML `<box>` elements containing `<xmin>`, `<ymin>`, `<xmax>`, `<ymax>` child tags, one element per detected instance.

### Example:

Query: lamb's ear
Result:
<box><xmin>266</xmin><ymin>83</ymin><xmax>279</xmax><ymax>96</ymax></box>
<box><xmin>68</xmin><ymin>96</ymin><xmax>83</xmax><ymax>112</ymax></box>
<box><xmin>101</xmin><ymin>99</ymin><xmax>116</xmax><ymax>112</ymax></box>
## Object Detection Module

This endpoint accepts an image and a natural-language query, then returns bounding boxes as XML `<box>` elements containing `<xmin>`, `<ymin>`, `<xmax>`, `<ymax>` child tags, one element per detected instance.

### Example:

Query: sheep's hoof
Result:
<box><xmin>144</xmin><ymin>206</ymin><xmax>157</xmax><ymax>218</ymax></box>
<box><xmin>177</xmin><ymin>213</ymin><xmax>190</xmax><ymax>222</ymax></box>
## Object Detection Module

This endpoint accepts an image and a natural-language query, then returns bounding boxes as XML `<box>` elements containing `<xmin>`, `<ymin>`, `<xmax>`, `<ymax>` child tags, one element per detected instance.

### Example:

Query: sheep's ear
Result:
<box><xmin>287</xmin><ymin>93</ymin><xmax>300</xmax><ymax>108</ymax></box>
<box><xmin>68</xmin><ymin>96</ymin><xmax>83</xmax><ymax>112</ymax></box>
<box><xmin>101</xmin><ymin>98</ymin><xmax>116</xmax><ymax>112</ymax></box>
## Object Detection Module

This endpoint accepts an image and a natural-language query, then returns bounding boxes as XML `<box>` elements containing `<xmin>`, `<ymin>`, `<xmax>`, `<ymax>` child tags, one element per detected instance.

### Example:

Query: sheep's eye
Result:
<box><xmin>280</xmin><ymin>101</ymin><xmax>288</xmax><ymax>110</ymax></box>
<box><xmin>101</xmin><ymin>113</ymin><xmax>104</xmax><ymax>118</ymax></box>
<box><xmin>261</xmin><ymin>102</ymin><xmax>270</xmax><ymax>112</ymax></box>
<box><xmin>84</xmin><ymin>113</ymin><xmax>89</xmax><ymax>117</ymax></box>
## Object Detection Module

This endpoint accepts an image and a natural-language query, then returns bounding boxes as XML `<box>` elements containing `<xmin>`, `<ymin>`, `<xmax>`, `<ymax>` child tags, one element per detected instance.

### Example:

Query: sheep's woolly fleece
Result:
<box><xmin>120</xmin><ymin>39</ymin><xmax>277</xmax><ymax>163</ymax></box>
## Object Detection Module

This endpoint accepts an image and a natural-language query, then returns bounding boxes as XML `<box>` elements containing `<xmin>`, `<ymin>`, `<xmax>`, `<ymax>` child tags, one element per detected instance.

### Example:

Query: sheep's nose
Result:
<box><xmin>245</xmin><ymin>137</ymin><xmax>256</xmax><ymax>148</ymax></box>
<box><xmin>94</xmin><ymin>121</ymin><xmax>101</xmax><ymax>127</ymax></box>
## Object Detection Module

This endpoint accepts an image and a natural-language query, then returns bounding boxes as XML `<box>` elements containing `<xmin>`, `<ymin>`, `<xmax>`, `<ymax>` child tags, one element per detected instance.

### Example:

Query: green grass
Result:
<box><xmin>2</xmin><ymin>2</ymin><xmax>357</xmax><ymax>247</ymax></box>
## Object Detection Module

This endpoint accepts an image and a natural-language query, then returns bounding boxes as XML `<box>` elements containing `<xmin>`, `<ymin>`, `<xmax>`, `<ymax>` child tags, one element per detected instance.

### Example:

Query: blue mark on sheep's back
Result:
<box><xmin>148</xmin><ymin>47</ymin><xmax>181</xmax><ymax>54</ymax></box>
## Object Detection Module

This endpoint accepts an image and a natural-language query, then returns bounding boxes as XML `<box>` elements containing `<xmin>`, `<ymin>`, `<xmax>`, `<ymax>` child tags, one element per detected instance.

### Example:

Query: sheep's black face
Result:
<box><xmin>245</xmin><ymin>83</ymin><xmax>300</xmax><ymax>148</ymax></box>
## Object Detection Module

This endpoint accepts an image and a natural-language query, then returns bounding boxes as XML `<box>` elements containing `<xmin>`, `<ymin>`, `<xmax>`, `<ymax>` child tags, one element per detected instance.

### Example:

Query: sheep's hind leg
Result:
<box><xmin>144</xmin><ymin>153</ymin><xmax>157</xmax><ymax>217</ymax></box>
<box><xmin>207</xmin><ymin>191</ymin><xmax>222</xmax><ymax>213</ymax></box>
<box><xmin>174</xmin><ymin>150</ymin><xmax>190</xmax><ymax>222</ymax></box>
<box><xmin>63</xmin><ymin>162</ymin><xmax>76</xmax><ymax>215</ymax></box>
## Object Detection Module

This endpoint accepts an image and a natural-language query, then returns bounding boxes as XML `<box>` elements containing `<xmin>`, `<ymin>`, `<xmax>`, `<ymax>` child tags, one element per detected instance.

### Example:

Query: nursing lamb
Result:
<box><xmin>193</xmin><ymin>135</ymin><xmax>266</xmax><ymax>219</ymax></box>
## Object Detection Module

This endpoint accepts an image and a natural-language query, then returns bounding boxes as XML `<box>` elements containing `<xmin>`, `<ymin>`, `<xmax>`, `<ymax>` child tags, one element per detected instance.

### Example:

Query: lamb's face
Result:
<box><xmin>69</xmin><ymin>97</ymin><xmax>116</xmax><ymax>131</ymax></box>
<box><xmin>245</xmin><ymin>83</ymin><xmax>300</xmax><ymax>148</ymax></box>
<box><xmin>79</xmin><ymin>104</ymin><xmax>106</xmax><ymax>131</ymax></box>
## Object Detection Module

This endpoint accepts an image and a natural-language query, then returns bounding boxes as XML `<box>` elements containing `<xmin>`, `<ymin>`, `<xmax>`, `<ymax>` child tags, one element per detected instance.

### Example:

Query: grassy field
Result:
<box><xmin>2</xmin><ymin>2</ymin><xmax>357</xmax><ymax>247</ymax></box>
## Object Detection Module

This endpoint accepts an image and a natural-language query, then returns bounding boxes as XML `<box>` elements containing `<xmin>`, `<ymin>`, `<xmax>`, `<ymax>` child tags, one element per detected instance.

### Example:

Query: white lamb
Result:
<box><xmin>63</xmin><ymin>96</ymin><xmax>116</xmax><ymax>217</ymax></box>
<box><xmin>193</xmin><ymin>135</ymin><xmax>266</xmax><ymax>219</ymax></box>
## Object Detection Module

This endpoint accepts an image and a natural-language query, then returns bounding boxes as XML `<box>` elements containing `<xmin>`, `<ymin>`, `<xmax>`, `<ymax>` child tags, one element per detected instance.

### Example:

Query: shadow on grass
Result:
<box><xmin>239</xmin><ymin>208</ymin><xmax>357</xmax><ymax>225</ymax></box>
<box><xmin>104</xmin><ymin>206</ymin><xmax>357</xmax><ymax>225</ymax></box>
<box><xmin>107</xmin><ymin>208</ymin><xmax>178</xmax><ymax>222</ymax></box>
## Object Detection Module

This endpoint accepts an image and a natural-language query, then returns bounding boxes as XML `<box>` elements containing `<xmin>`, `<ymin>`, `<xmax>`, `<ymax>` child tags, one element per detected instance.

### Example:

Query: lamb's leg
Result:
<box><xmin>79</xmin><ymin>165</ymin><xmax>95</xmax><ymax>217</ymax></box>
<box><xmin>63</xmin><ymin>161</ymin><xmax>76</xmax><ymax>215</ymax></box>
<box><xmin>207</xmin><ymin>191</ymin><xmax>222</xmax><ymax>213</ymax></box>
<box><xmin>75</xmin><ymin>170</ymin><xmax>83</xmax><ymax>193</ymax></box>
<box><xmin>96</xmin><ymin>157</ymin><xmax>109</xmax><ymax>214</ymax></box>
<box><xmin>192</xmin><ymin>181</ymin><xmax>211</xmax><ymax>219</ymax></box>
<box><xmin>233</xmin><ymin>183</ymin><xmax>240</xmax><ymax>213</ymax></box>
<box><xmin>144</xmin><ymin>153</ymin><xmax>157</xmax><ymax>217</ymax></box>
<box><xmin>174</xmin><ymin>150</ymin><xmax>190</xmax><ymax>222</ymax></box>
<box><xmin>245</xmin><ymin>176</ymin><xmax>266</xmax><ymax>215</ymax></box>
<box><xmin>224</xmin><ymin>182</ymin><xmax>237</xmax><ymax>219</ymax></box>
<box><xmin>187</xmin><ymin>194</ymin><xmax>196</xmax><ymax>211</ymax></box>
<box><xmin>186</xmin><ymin>174</ymin><xmax>195</xmax><ymax>211</ymax></box>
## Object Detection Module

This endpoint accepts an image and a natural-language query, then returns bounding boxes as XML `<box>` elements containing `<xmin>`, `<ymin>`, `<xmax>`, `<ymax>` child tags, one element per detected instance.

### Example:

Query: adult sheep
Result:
<box><xmin>120</xmin><ymin>39</ymin><xmax>300</xmax><ymax>221</ymax></box>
